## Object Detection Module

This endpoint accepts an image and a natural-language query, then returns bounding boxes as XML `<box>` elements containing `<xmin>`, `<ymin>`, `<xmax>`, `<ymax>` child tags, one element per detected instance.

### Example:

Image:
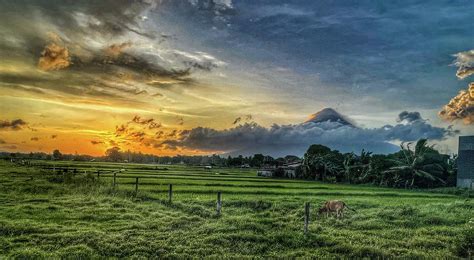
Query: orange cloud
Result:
<box><xmin>439</xmin><ymin>83</ymin><xmax>474</xmax><ymax>124</ymax></box>
<box><xmin>38</xmin><ymin>42</ymin><xmax>71</xmax><ymax>71</ymax></box>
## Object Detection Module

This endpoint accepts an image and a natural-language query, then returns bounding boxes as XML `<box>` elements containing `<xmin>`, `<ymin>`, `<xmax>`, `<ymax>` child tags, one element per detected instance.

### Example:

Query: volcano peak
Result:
<box><xmin>304</xmin><ymin>108</ymin><xmax>354</xmax><ymax>126</ymax></box>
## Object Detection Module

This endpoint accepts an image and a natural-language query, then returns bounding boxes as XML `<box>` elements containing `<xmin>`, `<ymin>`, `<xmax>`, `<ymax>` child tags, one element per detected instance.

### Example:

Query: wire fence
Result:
<box><xmin>4</xmin><ymin>161</ymin><xmax>317</xmax><ymax>234</ymax></box>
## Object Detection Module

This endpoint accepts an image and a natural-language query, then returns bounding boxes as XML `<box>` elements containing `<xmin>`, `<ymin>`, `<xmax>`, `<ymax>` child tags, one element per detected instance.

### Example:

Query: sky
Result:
<box><xmin>0</xmin><ymin>0</ymin><xmax>473</xmax><ymax>157</ymax></box>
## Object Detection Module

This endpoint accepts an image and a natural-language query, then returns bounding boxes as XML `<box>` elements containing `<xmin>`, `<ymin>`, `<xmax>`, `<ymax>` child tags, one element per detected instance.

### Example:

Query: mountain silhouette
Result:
<box><xmin>304</xmin><ymin>108</ymin><xmax>354</xmax><ymax>127</ymax></box>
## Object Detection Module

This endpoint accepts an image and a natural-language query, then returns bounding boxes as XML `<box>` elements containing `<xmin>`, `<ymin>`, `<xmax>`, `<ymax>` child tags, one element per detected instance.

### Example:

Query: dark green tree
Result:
<box><xmin>52</xmin><ymin>149</ymin><xmax>62</xmax><ymax>160</ymax></box>
<box><xmin>105</xmin><ymin>147</ymin><xmax>122</xmax><ymax>162</ymax></box>
<box><xmin>384</xmin><ymin>139</ymin><xmax>446</xmax><ymax>188</ymax></box>
<box><xmin>302</xmin><ymin>144</ymin><xmax>342</xmax><ymax>181</ymax></box>
<box><xmin>251</xmin><ymin>154</ymin><xmax>265</xmax><ymax>167</ymax></box>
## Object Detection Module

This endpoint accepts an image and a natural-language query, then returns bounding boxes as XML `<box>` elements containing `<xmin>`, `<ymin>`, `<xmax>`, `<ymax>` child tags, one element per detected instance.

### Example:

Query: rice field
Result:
<box><xmin>0</xmin><ymin>160</ymin><xmax>472</xmax><ymax>258</ymax></box>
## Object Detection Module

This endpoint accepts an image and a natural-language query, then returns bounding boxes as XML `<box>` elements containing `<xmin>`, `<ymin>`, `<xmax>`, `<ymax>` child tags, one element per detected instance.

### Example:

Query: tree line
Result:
<box><xmin>298</xmin><ymin>139</ymin><xmax>457</xmax><ymax>188</ymax></box>
<box><xmin>0</xmin><ymin>139</ymin><xmax>457</xmax><ymax>189</ymax></box>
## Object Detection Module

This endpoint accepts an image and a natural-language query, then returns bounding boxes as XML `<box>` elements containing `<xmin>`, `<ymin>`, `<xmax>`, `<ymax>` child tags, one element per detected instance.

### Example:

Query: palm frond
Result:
<box><xmin>414</xmin><ymin>139</ymin><xmax>428</xmax><ymax>157</ymax></box>
<box><xmin>388</xmin><ymin>166</ymin><xmax>411</xmax><ymax>171</ymax></box>
<box><xmin>414</xmin><ymin>170</ymin><xmax>446</xmax><ymax>184</ymax></box>
<box><xmin>414</xmin><ymin>169</ymin><xmax>436</xmax><ymax>180</ymax></box>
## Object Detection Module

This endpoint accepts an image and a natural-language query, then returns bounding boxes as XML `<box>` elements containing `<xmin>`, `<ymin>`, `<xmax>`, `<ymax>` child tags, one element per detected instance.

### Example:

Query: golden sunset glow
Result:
<box><xmin>0</xmin><ymin>0</ymin><xmax>472</xmax><ymax>157</ymax></box>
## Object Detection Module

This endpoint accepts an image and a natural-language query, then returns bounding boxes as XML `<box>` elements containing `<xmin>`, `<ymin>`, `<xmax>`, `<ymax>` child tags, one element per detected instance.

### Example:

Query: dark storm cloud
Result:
<box><xmin>397</xmin><ymin>111</ymin><xmax>422</xmax><ymax>123</ymax></box>
<box><xmin>0</xmin><ymin>1</ymin><xmax>155</xmax><ymax>60</ymax></box>
<box><xmin>0</xmin><ymin>0</ymin><xmax>224</xmax><ymax>100</ymax></box>
<box><xmin>157</xmin><ymin>111</ymin><xmax>456</xmax><ymax>156</ymax></box>
<box><xmin>0</xmin><ymin>119</ymin><xmax>28</xmax><ymax>131</ymax></box>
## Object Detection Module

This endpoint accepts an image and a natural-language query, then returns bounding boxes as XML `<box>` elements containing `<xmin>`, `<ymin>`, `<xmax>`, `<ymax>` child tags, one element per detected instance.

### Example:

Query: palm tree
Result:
<box><xmin>342</xmin><ymin>153</ymin><xmax>358</xmax><ymax>183</ymax></box>
<box><xmin>342</xmin><ymin>150</ymin><xmax>372</xmax><ymax>184</ymax></box>
<box><xmin>303</xmin><ymin>153</ymin><xmax>341</xmax><ymax>181</ymax></box>
<box><xmin>384</xmin><ymin>139</ymin><xmax>446</xmax><ymax>188</ymax></box>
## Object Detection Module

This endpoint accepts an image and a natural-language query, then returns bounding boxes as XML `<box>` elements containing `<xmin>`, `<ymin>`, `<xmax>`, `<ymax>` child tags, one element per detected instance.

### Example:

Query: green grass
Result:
<box><xmin>0</xmin><ymin>160</ymin><xmax>472</xmax><ymax>258</ymax></box>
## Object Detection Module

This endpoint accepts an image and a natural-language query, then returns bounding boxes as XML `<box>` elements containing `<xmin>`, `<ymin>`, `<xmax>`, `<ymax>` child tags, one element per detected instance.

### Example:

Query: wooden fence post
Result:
<box><xmin>113</xmin><ymin>172</ymin><xmax>117</xmax><ymax>188</ymax></box>
<box><xmin>135</xmin><ymin>177</ymin><xmax>139</xmax><ymax>193</ymax></box>
<box><xmin>217</xmin><ymin>192</ymin><xmax>222</xmax><ymax>216</ymax></box>
<box><xmin>304</xmin><ymin>202</ymin><xmax>310</xmax><ymax>234</ymax></box>
<box><xmin>168</xmin><ymin>184</ymin><xmax>173</xmax><ymax>203</ymax></box>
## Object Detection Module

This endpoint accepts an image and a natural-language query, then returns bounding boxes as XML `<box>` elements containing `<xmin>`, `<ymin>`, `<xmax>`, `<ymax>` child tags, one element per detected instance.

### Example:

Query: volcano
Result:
<box><xmin>304</xmin><ymin>108</ymin><xmax>354</xmax><ymax>126</ymax></box>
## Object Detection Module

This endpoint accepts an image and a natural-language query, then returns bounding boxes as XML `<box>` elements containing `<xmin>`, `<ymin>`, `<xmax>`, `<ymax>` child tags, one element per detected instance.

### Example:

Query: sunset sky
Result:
<box><xmin>0</xmin><ymin>0</ymin><xmax>473</xmax><ymax>156</ymax></box>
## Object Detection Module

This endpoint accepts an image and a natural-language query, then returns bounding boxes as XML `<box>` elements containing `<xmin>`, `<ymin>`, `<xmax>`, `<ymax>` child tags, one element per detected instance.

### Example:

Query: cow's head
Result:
<box><xmin>318</xmin><ymin>207</ymin><xmax>328</xmax><ymax>214</ymax></box>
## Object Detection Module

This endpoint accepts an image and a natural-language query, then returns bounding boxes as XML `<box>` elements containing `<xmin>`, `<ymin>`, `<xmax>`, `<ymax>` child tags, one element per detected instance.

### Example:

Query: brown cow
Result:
<box><xmin>318</xmin><ymin>200</ymin><xmax>355</xmax><ymax>218</ymax></box>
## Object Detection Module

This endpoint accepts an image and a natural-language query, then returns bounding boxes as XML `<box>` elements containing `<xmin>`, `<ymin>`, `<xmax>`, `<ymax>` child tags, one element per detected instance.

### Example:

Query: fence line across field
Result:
<box><xmin>8</xmin><ymin>162</ymin><xmax>317</xmax><ymax>233</ymax></box>
<box><xmin>108</xmin><ymin>174</ymin><xmax>312</xmax><ymax>232</ymax></box>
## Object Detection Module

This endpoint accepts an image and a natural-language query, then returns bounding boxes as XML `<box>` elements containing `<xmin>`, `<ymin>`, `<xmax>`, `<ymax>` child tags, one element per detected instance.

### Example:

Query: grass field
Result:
<box><xmin>0</xmin><ymin>160</ymin><xmax>472</xmax><ymax>258</ymax></box>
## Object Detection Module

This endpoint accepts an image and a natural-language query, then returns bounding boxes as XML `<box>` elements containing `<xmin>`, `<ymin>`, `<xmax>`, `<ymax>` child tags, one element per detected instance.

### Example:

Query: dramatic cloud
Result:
<box><xmin>114</xmin><ymin>116</ymin><xmax>166</xmax><ymax>148</ymax></box>
<box><xmin>156</xmin><ymin>111</ymin><xmax>456</xmax><ymax>156</ymax></box>
<box><xmin>439</xmin><ymin>49</ymin><xmax>474</xmax><ymax>125</ymax></box>
<box><xmin>0</xmin><ymin>139</ymin><xmax>5</xmax><ymax>144</ymax></box>
<box><xmin>439</xmin><ymin>83</ymin><xmax>474</xmax><ymax>125</ymax></box>
<box><xmin>51</xmin><ymin>135</ymin><xmax>57</xmax><ymax>139</ymax></box>
<box><xmin>0</xmin><ymin>119</ymin><xmax>28</xmax><ymax>131</ymax></box>
<box><xmin>1</xmin><ymin>1</ymin><xmax>472</xmax><ymax>155</ymax></box>
<box><xmin>453</xmin><ymin>50</ymin><xmax>474</xmax><ymax>80</ymax></box>
<box><xmin>0</xmin><ymin>1</ymin><xmax>225</xmax><ymax>104</ymax></box>
<box><xmin>30</xmin><ymin>137</ymin><xmax>39</xmax><ymax>141</ymax></box>
<box><xmin>38</xmin><ymin>42</ymin><xmax>71</xmax><ymax>71</ymax></box>
<box><xmin>91</xmin><ymin>140</ymin><xmax>104</xmax><ymax>145</ymax></box>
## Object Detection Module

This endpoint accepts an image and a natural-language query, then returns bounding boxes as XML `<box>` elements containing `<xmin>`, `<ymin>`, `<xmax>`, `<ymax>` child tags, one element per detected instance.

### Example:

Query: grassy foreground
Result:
<box><xmin>0</xmin><ymin>160</ymin><xmax>472</xmax><ymax>258</ymax></box>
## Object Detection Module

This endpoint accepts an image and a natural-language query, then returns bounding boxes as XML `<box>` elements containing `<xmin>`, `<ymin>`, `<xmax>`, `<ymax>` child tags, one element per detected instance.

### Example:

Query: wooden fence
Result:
<box><xmin>6</xmin><ymin>161</ymin><xmax>316</xmax><ymax>233</ymax></box>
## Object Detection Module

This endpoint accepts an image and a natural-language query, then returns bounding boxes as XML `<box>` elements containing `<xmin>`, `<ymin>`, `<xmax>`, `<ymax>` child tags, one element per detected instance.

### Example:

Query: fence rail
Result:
<box><xmin>4</xmin><ymin>161</ymin><xmax>317</xmax><ymax>233</ymax></box>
